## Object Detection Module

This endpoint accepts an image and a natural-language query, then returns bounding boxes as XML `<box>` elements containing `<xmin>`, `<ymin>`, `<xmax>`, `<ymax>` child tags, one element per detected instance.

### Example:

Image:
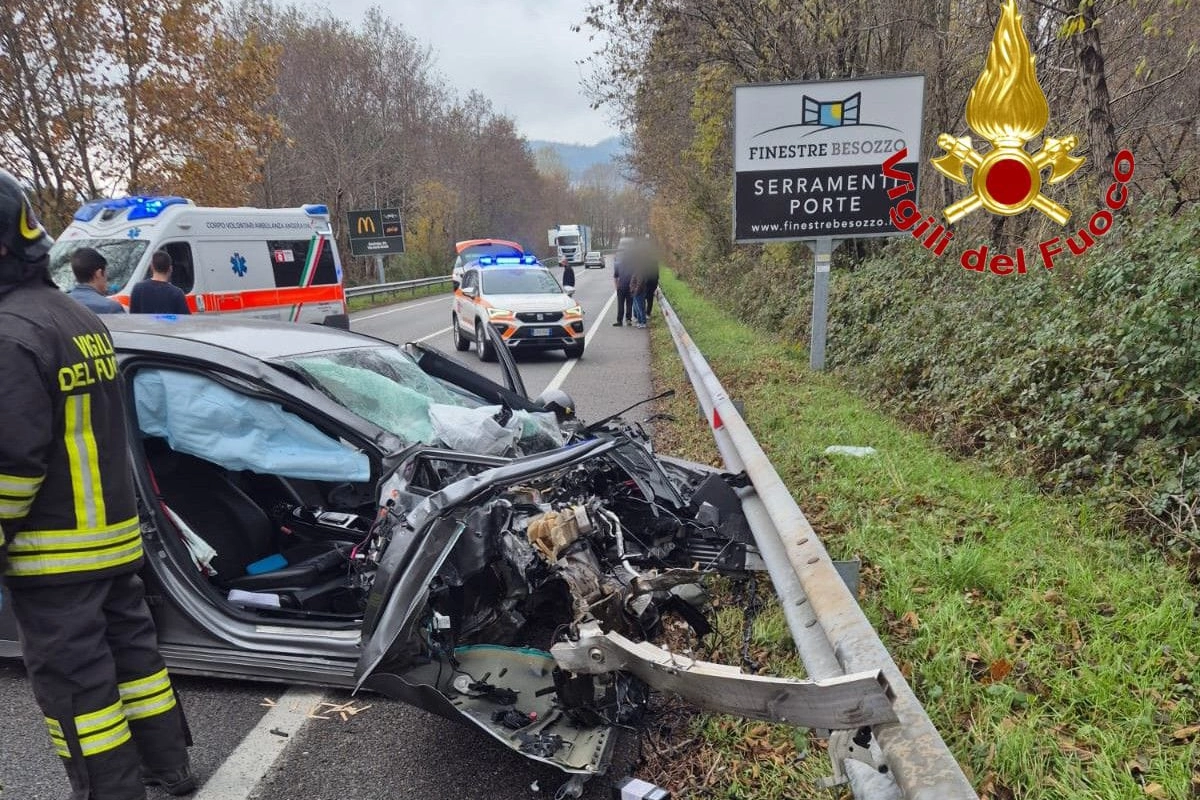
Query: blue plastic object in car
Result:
<box><xmin>245</xmin><ymin>553</ymin><xmax>288</xmax><ymax>575</ymax></box>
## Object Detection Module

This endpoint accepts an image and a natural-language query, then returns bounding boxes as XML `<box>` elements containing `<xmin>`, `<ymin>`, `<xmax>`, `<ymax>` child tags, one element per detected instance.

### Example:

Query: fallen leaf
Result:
<box><xmin>982</xmin><ymin>659</ymin><xmax>1012</xmax><ymax>685</ymax></box>
<box><xmin>1170</xmin><ymin>724</ymin><xmax>1200</xmax><ymax>742</ymax></box>
<box><xmin>1142</xmin><ymin>782</ymin><xmax>1167</xmax><ymax>798</ymax></box>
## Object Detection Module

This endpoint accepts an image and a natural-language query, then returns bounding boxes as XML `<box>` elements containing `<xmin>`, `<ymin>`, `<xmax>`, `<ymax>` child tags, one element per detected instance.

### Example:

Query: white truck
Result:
<box><xmin>546</xmin><ymin>224</ymin><xmax>591</xmax><ymax>266</ymax></box>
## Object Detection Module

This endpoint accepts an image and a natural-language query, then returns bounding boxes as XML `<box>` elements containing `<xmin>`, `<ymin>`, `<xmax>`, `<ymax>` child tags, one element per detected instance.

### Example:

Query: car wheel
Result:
<box><xmin>564</xmin><ymin>339</ymin><xmax>585</xmax><ymax>359</ymax></box>
<box><xmin>452</xmin><ymin>314</ymin><xmax>470</xmax><ymax>351</ymax></box>
<box><xmin>475</xmin><ymin>321</ymin><xmax>497</xmax><ymax>362</ymax></box>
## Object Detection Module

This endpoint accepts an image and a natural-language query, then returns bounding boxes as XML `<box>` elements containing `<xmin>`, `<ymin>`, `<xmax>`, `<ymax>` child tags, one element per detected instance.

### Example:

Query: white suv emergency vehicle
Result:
<box><xmin>49</xmin><ymin>196</ymin><xmax>348</xmax><ymax>327</ymax></box>
<box><xmin>451</xmin><ymin>257</ymin><xmax>584</xmax><ymax>361</ymax></box>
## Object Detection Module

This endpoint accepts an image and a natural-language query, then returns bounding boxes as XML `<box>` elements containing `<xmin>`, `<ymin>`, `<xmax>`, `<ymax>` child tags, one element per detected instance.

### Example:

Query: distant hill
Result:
<box><xmin>528</xmin><ymin>136</ymin><xmax>627</xmax><ymax>182</ymax></box>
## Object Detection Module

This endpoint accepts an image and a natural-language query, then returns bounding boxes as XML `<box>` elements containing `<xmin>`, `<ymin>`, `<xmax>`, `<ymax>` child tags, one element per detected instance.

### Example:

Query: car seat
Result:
<box><xmin>145</xmin><ymin>442</ymin><xmax>353</xmax><ymax>602</ymax></box>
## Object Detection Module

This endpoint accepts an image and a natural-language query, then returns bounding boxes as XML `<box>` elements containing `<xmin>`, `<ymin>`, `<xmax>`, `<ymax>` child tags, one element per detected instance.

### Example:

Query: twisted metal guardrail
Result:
<box><xmin>657</xmin><ymin>290</ymin><xmax>978</xmax><ymax>800</ymax></box>
<box><xmin>344</xmin><ymin>275</ymin><xmax>452</xmax><ymax>300</ymax></box>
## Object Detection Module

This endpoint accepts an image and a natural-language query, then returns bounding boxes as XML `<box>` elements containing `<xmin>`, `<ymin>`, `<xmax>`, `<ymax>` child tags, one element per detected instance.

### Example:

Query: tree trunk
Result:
<box><xmin>1072</xmin><ymin>2</ymin><xmax>1118</xmax><ymax>178</ymax></box>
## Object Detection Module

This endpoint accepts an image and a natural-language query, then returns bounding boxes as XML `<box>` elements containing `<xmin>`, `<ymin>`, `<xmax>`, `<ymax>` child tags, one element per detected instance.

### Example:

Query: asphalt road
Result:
<box><xmin>0</xmin><ymin>265</ymin><xmax>655</xmax><ymax>800</ymax></box>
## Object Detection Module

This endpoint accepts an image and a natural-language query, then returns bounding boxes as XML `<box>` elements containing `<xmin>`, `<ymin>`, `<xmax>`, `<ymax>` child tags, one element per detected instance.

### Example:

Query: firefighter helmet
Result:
<box><xmin>0</xmin><ymin>170</ymin><xmax>52</xmax><ymax>264</ymax></box>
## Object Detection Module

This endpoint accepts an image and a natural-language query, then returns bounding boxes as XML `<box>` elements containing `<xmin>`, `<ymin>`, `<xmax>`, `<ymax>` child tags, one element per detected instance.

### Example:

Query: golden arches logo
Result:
<box><xmin>931</xmin><ymin>0</ymin><xmax>1084</xmax><ymax>224</ymax></box>
<box><xmin>356</xmin><ymin>216</ymin><xmax>376</xmax><ymax>235</ymax></box>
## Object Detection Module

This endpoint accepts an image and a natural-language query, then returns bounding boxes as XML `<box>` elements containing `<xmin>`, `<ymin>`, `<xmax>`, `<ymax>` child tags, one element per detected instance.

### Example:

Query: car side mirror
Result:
<box><xmin>564</xmin><ymin>286</ymin><xmax>576</xmax><ymax>297</ymax></box>
<box><xmin>461</xmin><ymin>285</ymin><xmax>477</xmax><ymax>298</ymax></box>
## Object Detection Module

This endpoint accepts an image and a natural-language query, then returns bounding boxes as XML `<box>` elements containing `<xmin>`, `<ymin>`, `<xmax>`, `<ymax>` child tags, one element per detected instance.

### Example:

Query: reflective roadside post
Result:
<box><xmin>809</xmin><ymin>236</ymin><xmax>834</xmax><ymax>371</ymax></box>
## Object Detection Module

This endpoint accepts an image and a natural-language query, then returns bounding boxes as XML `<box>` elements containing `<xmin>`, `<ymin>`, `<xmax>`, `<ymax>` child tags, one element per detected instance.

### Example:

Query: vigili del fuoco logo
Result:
<box><xmin>881</xmin><ymin>0</ymin><xmax>1135</xmax><ymax>275</ymax></box>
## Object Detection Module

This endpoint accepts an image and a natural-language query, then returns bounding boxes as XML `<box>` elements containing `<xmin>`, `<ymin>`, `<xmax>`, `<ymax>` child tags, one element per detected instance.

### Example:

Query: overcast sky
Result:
<box><xmin>293</xmin><ymin>0</ymin><xmax>622</xmax><ymax>145</ymax></box>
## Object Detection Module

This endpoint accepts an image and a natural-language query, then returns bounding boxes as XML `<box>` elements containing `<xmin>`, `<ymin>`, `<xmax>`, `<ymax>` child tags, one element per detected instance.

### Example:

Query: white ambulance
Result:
<box><xmin>49</xmin><ymin>196</ymin><xmax>349</xmax><ymax>328</ymax></box>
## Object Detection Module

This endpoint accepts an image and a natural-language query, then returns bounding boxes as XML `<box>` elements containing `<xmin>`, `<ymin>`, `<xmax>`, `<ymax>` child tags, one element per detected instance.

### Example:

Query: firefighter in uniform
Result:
<box><xmin>0</xmin><ymin>170</ymin><xmax>195</xmax><ymax>798</ymax></box>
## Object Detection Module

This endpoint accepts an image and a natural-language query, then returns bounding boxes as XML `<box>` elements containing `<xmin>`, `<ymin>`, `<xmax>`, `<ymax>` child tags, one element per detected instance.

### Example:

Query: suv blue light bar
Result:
<box><xmin>74</xmin><ymin>196</ymin><xmax>190</xmax><ymax>222</ymax></box>
<box><xmin>477</xmin><ymin>255</ymin><xmax>539</xmax><ymax>266</ymax></box>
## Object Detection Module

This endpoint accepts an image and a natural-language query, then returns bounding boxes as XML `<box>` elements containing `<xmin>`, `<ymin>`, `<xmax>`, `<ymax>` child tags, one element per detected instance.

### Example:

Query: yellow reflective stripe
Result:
<box><xmin>120</xmin><ymin>668</ymin><xmax>177</xmax><ymax>721</ymax></box>
<box><xmin>74</xmin><ymin>700</ymin><xmax>132</xmax><ymax>756</ymax></box>
<box><xmin>48</xmin><ymin>731</ymin><xmax>70</xmax><ymax>758</ymax></box>
<box><xmin>0</xmin><ymin>495</ymin><xmax>34</xmax><ymax>519</ymax></box>
<box><xmin>78</xmin><ymin>721</ymin><xmax>131</xmax><ymax>757</ymax></box>
<box><xmin>75</xmin><ymin>700</ymin><xmax>125</xmax><ymax>734</ymax></box>
<box><xmin>64</xmin><ymin>395</ymin><xmax>97</xmax><ymax>529</ymax></box>
<box><xmin>9</xmin><ymin>517</ymin><xmax>140</xmax><ymax>552</ymax></box>
<box><xmin>0</xmin><ymin>473</ymin><xmax>42</xmax><ymax>495</ymax></box>
<box><xmin>122</xmin><ymin>688</ymin><xmax>177</xmax><ymax>722</ymax></box>
<box><xmin>80</xmin><ymin>397</ymin><xmax>105</xmax><ymax>525</ymax></box>
<box><xmin>118</xmin><ymin>667</ymin><xmax>171</xmax><ymax>699</ymax></box>
<box><xmin>45</xmin><ymin>716</ymin><xmax>64</xmax><ymax>736</ymax></box>
<box><xmin>6</xmin><ymin>532</ymin><xmax>142</xmax><ymax>577</ymax></box>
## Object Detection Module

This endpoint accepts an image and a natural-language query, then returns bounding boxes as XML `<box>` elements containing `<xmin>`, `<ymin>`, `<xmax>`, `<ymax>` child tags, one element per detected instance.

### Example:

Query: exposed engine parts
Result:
<box><xmin>423</xmin><ymin>457</ymin><xmax>751</xmax><ymax>657</ymax></box>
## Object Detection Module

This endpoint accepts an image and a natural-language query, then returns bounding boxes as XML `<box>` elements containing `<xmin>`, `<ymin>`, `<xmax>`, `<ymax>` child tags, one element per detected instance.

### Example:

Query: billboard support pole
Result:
<box><xmin>375</xmin><ymin>255</ymin><xmax>385</xmax><ymax>284</ymax></box>
<box><xmin>809</xmin><ymin>237</ymin><xmax>834</xmax><ymax>371</ymax></box>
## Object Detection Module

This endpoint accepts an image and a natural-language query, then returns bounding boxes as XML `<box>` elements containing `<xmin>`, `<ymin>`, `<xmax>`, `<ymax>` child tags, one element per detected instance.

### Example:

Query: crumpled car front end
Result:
<box><xmin>354</xmin><ymin>434</ymin><xmax>895</xmax><ymax>775</ymax></box>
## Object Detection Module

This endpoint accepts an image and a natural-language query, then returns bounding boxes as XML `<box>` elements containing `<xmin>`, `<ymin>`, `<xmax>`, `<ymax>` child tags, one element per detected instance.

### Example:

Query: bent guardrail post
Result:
<box><xmin>656</xmin><ymin>290</ymin><xmax>978</xmax><ymax>800</ymax></box>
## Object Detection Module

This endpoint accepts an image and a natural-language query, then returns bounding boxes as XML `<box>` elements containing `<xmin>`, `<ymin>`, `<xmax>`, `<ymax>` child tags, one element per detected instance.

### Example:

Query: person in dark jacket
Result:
<box><xmin>0</xmin><ymin>171</ymin><xmax>195</xmax><ymax>799</ymax></box>
<box><xmin>641</xmin><ymin>251</ymin><xmax>660</xmax><ymax>319</ymax></box>
<box><xmin>612</xmin><ymin>248</ymin><xmax>633</xmax><ymax>326</ymax></box>
<box><xmin>129</xmin><ymin>250</ymin><xmax>189</xmax><ymax>315</ymax></box>
<box><xmin>66</xmin><ymin>247</ymin><xmax>126</xmax><ymax>315</ymax></box>
<box><xmin>559</xmin><ymin>256</ymin><xmax>576</xmax><ymax>290</ymax></box>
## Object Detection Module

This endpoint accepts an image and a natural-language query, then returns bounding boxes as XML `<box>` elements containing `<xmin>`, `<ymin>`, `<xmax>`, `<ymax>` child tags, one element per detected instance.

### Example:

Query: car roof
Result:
<box><xmin>455</xmin><ymin>238</ymin><xmax>523</xmax><ymax>253</ymax></box>
<box><xmin>104</xmin><ymin>315</ymin><xmax>386</xmax><ymax>360</ymax></box>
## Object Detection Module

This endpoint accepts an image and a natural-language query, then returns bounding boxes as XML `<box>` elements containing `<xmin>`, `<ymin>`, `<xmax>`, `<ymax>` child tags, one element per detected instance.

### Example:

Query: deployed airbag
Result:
<box><xmin>428</xmin><ymin>404</ymin><xmax>564</xmax><ymax>456</ymax></box>
<box><xmin>134</xmin><ymin>369</ymin><xmax>370</xmax><ymax>482</ymax></box>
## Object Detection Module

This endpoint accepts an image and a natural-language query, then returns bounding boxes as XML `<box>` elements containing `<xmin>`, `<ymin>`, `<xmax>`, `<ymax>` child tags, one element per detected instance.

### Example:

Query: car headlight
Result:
<box><xmin>487</xmin><ymin>308</ymin><xmax>513</xmax><ymax>319</ymax></box>
<box><xmin>564</xmin><ymin>305</ymin><xmax>583</xmax><ymax>317</ymax></box>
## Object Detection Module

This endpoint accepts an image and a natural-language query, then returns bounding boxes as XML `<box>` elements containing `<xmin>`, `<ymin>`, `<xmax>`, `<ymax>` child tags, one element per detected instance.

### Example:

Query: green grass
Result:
<box><xmin>647</xmin><ymin>270</ymin><xmax>1200</xmax><ymax>799</ymax></box>
<box><xmin>345</xmin><ymin>281</ymin><xmax>450</xmax><ymax>312</ymax></box>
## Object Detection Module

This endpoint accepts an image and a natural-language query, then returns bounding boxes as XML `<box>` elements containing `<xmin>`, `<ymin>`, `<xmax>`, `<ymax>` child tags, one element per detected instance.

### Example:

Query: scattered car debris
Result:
<box><xmin>306</xmin><ymin>700</ymin><xmax>372</xmax><ymax>721</ymax></box>
<box><xmin>823</xmin><ymin>445</ymin><xmax>878</xmax><ymax>457</ymax></box>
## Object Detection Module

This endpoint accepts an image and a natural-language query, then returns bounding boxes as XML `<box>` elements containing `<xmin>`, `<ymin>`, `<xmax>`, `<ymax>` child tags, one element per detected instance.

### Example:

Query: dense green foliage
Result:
<box><xmin>675</xmin><ymin>206</ymin><xmax>1200</xmax><ymax>546</ymax></box>
<box><xmin>650</xmin><ymin>271</ymin><xmax>1200</xmax><ymax>800</ymax></box>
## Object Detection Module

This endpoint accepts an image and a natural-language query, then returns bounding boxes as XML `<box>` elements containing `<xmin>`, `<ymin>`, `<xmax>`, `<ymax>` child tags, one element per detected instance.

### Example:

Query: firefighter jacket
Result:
<box><xmin>0</xmin><ymin>280</ymin><xmax>143</xmax><ymax>586</ymax></box>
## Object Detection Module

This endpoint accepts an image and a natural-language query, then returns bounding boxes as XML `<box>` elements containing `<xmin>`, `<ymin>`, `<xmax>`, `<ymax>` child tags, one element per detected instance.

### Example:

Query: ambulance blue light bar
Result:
<box><xmin>74</xmin><ymin>196</ymin><xmax>189</xmax><ymax>222</ymax></box>
<box><xmin>477</xmin><ymin>255</ymin><xmax>539</xmax><ymax>266</ymax></box>
<box><xmin>302</xmin><ymin>204</ymin><xmax>329</xmax><ymax>216</ymax></box>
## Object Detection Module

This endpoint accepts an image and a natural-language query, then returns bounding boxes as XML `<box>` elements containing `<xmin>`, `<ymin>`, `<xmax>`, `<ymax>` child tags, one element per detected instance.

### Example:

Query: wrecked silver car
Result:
<box><xmin>0</xmin><ymin>316</ymin><xmax>894</xmax><ymax>783</ymax></box>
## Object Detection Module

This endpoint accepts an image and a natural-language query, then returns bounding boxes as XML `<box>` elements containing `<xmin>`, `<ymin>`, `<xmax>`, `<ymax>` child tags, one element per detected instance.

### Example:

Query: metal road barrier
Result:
<box><xmin>657</xmin><ymin>290</ymin><xmax>979</xmax><ymax>800</ymax></box>
<box><xmin>344</xmin><ymin>275</ymin><xmax>452</xmax><ymax>300</ymax></box>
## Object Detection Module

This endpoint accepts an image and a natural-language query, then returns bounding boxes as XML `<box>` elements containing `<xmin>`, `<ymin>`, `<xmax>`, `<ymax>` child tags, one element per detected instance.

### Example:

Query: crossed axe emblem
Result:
<box><xmin>932</xmin><ymin>134</ymin><xmax>1085</xmax><ymax>225</ymax></box>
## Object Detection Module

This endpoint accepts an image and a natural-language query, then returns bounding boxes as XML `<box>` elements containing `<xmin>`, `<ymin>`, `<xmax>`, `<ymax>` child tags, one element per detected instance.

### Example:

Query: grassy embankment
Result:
<box><xmin>643</xmin><ymin>270</ymin><xmax>1200</xmax><ymax>799</ymax></box>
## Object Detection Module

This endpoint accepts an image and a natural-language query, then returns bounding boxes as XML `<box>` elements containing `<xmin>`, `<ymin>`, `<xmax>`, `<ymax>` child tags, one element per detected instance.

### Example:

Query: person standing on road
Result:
<box><xmin>612</xmin><ymin>247</ymin><xmax>633</xmax><ymax>326</ymax></box>
<box><xmin>66</xmin><ymin>247</ymin><xmax>126</xmax><ymax>315</ymax></box>
<box><xmin>0</xmin><ymin>171</ymin><xmax>196</xmax><ymax>799</ymax></box>
<box><xmin>129</xmin><ymin>250</ymin><xmax>189</xmax><ymax>315</ymax></box>
<box><xmin>630</xmin><ymin>268</ymin><xmax>647</xmax><ymax>329</ymax></box>
<box><xmin>560</xmin><ymin>257</ymin><xmax>576</xmax><ymax>291</ymax></box>
<box><xmin>641</xmin><ymin>245</ymin><xmax>660</xmax><ymax>320</ymax></box>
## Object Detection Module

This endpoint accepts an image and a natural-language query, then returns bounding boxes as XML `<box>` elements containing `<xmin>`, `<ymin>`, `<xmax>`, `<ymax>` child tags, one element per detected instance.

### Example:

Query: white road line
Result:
<box><xmin>415</xmin><ymin>325</ymin><xmax>452</xmax><ymax>342</ymax></box>
<box><xmin>353</xmin><ymin>295</ymin><xmax>447</xmax><ymax>321</ymax></box>
<box><xmin>542</xmin><ymin>291</ymin><xmax>618</xmax><ymax>394</ymax></box>
<box><xmin>192</xmin><ymin>686</ymin><xmax>325</xmax><ymax>800</ymax></box>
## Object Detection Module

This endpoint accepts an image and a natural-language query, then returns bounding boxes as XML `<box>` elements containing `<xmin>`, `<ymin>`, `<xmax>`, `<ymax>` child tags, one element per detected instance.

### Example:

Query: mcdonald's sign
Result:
<box><xmin>346</xmin><ymin>208</ymin><xmax>405</xmax><ymax>257</ymax></box>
